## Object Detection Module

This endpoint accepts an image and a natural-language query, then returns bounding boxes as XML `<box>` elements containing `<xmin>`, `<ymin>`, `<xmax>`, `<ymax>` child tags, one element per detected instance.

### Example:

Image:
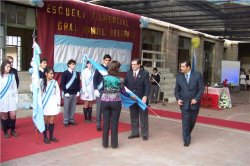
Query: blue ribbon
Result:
<box><xmin>0</xmin><ymin>74</ymin><xmax>13</xmax><ymax>99</ymax></box>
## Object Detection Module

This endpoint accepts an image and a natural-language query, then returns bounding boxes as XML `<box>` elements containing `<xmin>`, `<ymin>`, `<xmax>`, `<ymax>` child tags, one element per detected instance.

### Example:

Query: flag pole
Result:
<box><xmin>146</xmin><ymin>106</ymin><xmax>161</xmax><ymax>118</ymax></box>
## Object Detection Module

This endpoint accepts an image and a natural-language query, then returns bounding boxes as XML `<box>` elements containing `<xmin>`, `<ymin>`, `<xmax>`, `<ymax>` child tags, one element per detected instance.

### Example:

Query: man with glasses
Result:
<box><xmin>93</xmin><ymin>54</ymin><xmax>111</xmax><ymax>131</ymax></box>
<box><xmin>124</xmin><ymin>59</ymin><xmax>151</xmax><ymax>141</ymax></box>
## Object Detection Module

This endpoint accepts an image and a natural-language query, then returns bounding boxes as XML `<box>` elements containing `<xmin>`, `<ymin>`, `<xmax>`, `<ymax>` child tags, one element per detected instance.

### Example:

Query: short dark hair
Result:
<box><xmin>153</xmin><ymin>67</ymin><xmax>158</xmax><ymax>72</ymax></box>
<box><xmin>131</xmin><ymin>59</ymin><xmax>141</xmax><ymax>65</ymax></box>
<box><xmin>108</xmin><ymin>60</ymin><xmax>121</xmax><ymax>76</ymax></box>
<box><xmin>40</xmin><ymin>57</ymin><xmax>48</xmax><ymax>64</ymax></box>
<box><xmin>67</xmin><ymin>59</ymin><xmax>76</xmax><ymax>66</ymax></box>
<box><xmin>1</xmin><ymin>60</ymin><xmax>11</xmax><ymax>76</ymax></box>
<box><xmin>181</xmin><ymin>60</ymin><xmax>191</xmax><ymax>68</ymax></box>
<box><xmin>103</xmin><ymin>54</ymin><xmax>111</xmax><ymax>60</ymax></box>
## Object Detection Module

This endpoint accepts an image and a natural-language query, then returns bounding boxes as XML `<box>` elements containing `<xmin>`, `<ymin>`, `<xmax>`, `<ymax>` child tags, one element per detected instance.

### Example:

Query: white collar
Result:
<box><xmin>68</xmin><ymin>68</ymin><xmax>74</xmax><ymax>73</ymax></box>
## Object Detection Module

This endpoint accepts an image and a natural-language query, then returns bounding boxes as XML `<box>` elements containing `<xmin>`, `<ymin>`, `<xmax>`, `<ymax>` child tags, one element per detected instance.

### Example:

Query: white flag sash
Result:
<box><xmin>42</xmin><ymin>80</ymin><xmax>56</xmax><ymax>109</ymax></box>
<box><xmin>66</xmin><ymin>71</ymin><xmax>76</xmax><ymax>90</ymax></box>
<box><xmin>0</xmin><ymin>74</ymin><xmax>13</xmax><ymax>99</ymax></box>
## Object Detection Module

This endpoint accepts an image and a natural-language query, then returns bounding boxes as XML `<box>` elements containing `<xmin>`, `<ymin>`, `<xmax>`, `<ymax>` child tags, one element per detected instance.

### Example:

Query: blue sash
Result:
<box><xmin>85</xmin><ymin>72</ymin><xmax>94</xmax><ymax>87</ymax></box>
<box><xmin>42</xmin><ymin>80</ymin><xmax>56</xmax><ymax>109</ymax></box>
<box><xmin>66</xmin><ymin>71</ymin><xmax>76</xmax><ymax>90</ymax></box>
<box><xmin>0</xmin><ymin>74</ymin><xmax>13</xmax><ymax>99</ymax></box>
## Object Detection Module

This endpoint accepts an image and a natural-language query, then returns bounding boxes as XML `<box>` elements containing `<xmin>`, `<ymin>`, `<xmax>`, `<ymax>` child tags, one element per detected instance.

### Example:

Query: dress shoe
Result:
<box><xmin>64</xmin><ymin>124</ymin><xmax>69</xmax><ymax>127</ymax></box>
<box><xmin>112</xmin><ymin>146</ymin><xmax>118</xmax><ymax>149</ymax></box>
<box><xmin>44</xmin><ymin>138</ymin><xmax>51</xmax><ymax>144</ymax></box>
<box><xmin>143</xmin><ymin>136</ymin><xmax>148</xmax><ymax>141</ymax></box>
<box><xmin>103</xmin><ymin>145</ymin><xmax>108</xmax><ymax>148</ymax></box>
<box><xmin>128</xmin><ymin>135</ymin><xmax>140</xmax><ymax>139</ymax></box>
<box><xmin>4</xmin><ymin>132</ymin><xmax>10</xmax><ymax>138</ymax></box>
<box><xmin>11</xmin><ymin>131</ymin><xmax>19</xmax><ymax>137</ymax></box>
<box><xmin>97</xmin><ymin>127</ymin><xmax>102</xmax><ymax>132</ymax></box>
<box><xmin>69</xmin><ymin>122</ymin><xmax>78</xmax><ymax>126</ymax></box>
<box><xmin>50</xmin><ymin>137</ymin><xmax>59</xmax><ymax>142</ymax></box>
<box><xmin>184</xmin><ymin>142</ymin><xmax>190</xmax><ymax>147</ymax></box>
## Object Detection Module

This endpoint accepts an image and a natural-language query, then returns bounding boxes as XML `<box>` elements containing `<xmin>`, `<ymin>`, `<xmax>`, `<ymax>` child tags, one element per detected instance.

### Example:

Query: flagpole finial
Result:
<box><xmin>32</xmin><ymin>29</ymin><xmax>37</xmax><ymax>41</ymax></box>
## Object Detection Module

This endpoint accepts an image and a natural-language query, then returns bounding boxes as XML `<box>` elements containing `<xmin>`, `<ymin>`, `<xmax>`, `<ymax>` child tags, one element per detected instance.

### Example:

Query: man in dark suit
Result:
<box><xmin>93</xmin><ymin>54</ymin><xmax>111</xmax><ymax>131</ymax></box>
<box><xmin>124</xmin><ymin>59</ymin><xmax>151</xmax><ymax>141</ymax></box>
<box><xmin>175</xmin><ymin>60</ymin><xmax>204</xmax><ymax>147</ymax></box>
<box><xmin>39</xmin><ymin>57</ymin><xmax>48</xmax><ymax>79</ymax></box>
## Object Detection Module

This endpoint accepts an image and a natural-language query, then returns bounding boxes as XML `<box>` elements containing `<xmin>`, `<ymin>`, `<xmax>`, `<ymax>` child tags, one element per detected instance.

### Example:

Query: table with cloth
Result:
<box><xmin>201</xmin><ymin>87</ymin><xmax>231</xmax><ymax>109</ymax></box>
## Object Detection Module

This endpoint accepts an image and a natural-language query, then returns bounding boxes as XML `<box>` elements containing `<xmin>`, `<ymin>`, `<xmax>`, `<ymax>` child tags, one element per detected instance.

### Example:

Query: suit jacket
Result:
<box><xmin>174</xmin><ymin>71</ymin><xmax>204</xmax><ymax>110</ymax></box>
<box><xmin>124</xmin><ymin>69</ymin><xmax>151</xmax><ymax>99</ymax></box>
<box><xmin>10</xmin><ymin>68</ymin><xmax>19</xmax><ymax>88</ymax></box>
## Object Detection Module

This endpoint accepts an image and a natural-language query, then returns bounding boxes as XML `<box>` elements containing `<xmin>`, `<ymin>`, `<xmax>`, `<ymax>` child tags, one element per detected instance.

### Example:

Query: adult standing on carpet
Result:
<box><xmin>80</xmin><ymin>61</ymin><xmax>95</xmax><ymax>122</ymax></box>
<box><xmin>174</xmin><ymin>60</ymin><xmax>204</xmax><ymax>147</ymax></box>
<box><xmin>124</xmin><ymin>59</ymin><xmax>151</xmax><ymax>141</ymax></box>
<box><xmin>0</xmin><ymin>60</ymin><xmax>19</xmax><ymax>138</ymax></box>
<box><xmin>101</xmin><ymin>60</ymin><xmax>127</xmax><ymax>148</ymax></box>
<box><xmin>61</xmin><ymin>59</ymin><xmax>80</xmax><ymax>127</ymax></box>
<box><xmin>93</xmin><ymin>54</ymin><xmax>111</xmax><ymax>131</ymax></box>
<box><xmin>41</xmin><ymin>67</ymin><xmax>61</xmax><ymax>144</ymax></box>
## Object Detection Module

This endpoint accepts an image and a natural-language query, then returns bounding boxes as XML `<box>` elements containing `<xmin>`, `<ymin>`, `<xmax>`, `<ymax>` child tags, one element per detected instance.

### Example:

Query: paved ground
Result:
<box><xmin>1</xmin><ymin>90</ymin><xmax>250</xmax><ymax>166</ymax></box>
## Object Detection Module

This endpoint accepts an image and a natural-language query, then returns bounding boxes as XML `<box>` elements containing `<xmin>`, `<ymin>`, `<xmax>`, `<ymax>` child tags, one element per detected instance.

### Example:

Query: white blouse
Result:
<box><xmin>0</xmin><ymin>74</ymin><xmax>18</xmax><ymax>112</ymax></box>
<box><xmin>80</xmin><ymin>68</ymin><xmax>95</xmax><ymax>101</ymax></box>
<box><xmin>41</xmin><ymin>79</ymin><xmax>61</xmax><ymax>116</ymax></box>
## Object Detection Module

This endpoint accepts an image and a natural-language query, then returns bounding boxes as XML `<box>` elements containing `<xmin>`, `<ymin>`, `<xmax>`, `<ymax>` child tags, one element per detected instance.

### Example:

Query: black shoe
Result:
<box><xmin>69</xmin><ymin>122</ymin><xmax>78</xmax><ymax>126</ymax></box>
<box><xmin>64</xmin><ymin>124</ymin><xmax>69</xmax><ymax>127</ymax></box>
<box><xmin>103</xmin><ymin>145</ymin><xmax>108</xmax><ymax>148</ymax></box>
<box><xmin>50</xmin><ymin>137</ymin><xmax>59</xmax><ymax>142</ymax></box>
<box><xmin>4</xmin><ymin>132</ymin><xmax>10</xmax><ymax>138</ymax></box>
<box><xmin>184</xmin><ymin>142</ymin><xmax>190</xmax><ymax>147</ymax></box>
<box><xmin>11</xmin><ymin>131</ymin><xmax>19</xmax><ymax>137</ymax></box>
<box><xmin>128</xmin><ymin>135</ymin><xmax>140</xmax><ymax>139</ymax></box>
<box><xmin>143</xmin><ymin>136</ymin><xmax>148</xmax><ymax>141</ymax></box>
<box><xmin>112</xmin><ymin>146</ymin><xmax>118</xmax><ymax>149</ymax></box>
<box><xmin>97</xmin><ymin>127</ymin><xmax>102</xmax><ymax>132</ymax></box>
<box><xmin>44</xmin><ymin>138</ymin><xmax>51</xmax><ymax>144</ymax></box>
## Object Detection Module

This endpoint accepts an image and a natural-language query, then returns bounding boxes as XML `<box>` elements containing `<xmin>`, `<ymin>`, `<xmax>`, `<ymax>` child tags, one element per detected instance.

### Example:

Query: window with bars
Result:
<box><xmin>141</xmin><ymin>29</ymin><xmax>165</xmax><ymax>68</ymax></box>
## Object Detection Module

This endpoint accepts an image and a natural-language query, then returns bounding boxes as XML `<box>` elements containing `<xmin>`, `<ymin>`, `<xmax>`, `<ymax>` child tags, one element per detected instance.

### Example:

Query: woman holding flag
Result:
<box><xmin>80</xmin><ymin>61</ymin><xmax>95</xmax><ymax>122</ymax></box>
<box><xmin>0</xmin><ymin>60</ymin><xmax>18</xmax><ymax>138</ymax></box>
<box><xmin>41</xmin><ymin>67</ymin><xmax>61</xmax><ymax>144</ymax></box>
<box><xmin>101</xmin><ymin>60</ymin><xmax>129</xmax><ymax>149</ymax></box>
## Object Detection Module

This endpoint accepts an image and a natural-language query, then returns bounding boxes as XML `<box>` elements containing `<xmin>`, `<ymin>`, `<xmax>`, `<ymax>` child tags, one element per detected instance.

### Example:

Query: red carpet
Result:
<box><xmin>149</xmin><ymin>108</ymin><xmax>250</xmax><ymax>132</ymax></box>
<box><xmin>0</xmin><ymin>113</ymin><xmax>130</xmax><ymax>163</ymax></box>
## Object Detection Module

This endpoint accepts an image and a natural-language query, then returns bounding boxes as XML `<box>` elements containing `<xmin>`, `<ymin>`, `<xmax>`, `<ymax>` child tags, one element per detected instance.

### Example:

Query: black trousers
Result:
<box><xmin>101</xmin><ymin>101</ymin><xmax>121</xmax><ymax>147</ymax></box>
<box><xmin>181</xmin><ymin>108</ymin><xmax>199</xmax><ymax>143</ymax></box>
<box><xmin>129</xmin><ymin>103</ymin><xmax>149</xmax><ymax>137</ymax></box>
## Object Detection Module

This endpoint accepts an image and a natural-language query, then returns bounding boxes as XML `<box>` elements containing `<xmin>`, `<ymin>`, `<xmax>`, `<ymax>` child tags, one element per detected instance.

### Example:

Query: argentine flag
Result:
<box><xmin>32</xmin><ymin>41</ymin><xmax>45</xmax><ymax>133</ymax></box>
<box><xmin>54</xmin><ymin>35</ymin><xmax>132</xmax><ymax>73</ymax></box>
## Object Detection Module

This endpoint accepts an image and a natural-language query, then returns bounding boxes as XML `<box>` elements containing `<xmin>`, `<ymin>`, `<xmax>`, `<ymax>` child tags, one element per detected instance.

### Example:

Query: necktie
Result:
<box><xmin>185</xmin><ymin>74</ymin><xmax>189</xmax><ymax>83</ymax></box>
<box><xmin>134</xmin><ymin>72</ymin><xmax>137</xmax><ymax>80</ymax></box>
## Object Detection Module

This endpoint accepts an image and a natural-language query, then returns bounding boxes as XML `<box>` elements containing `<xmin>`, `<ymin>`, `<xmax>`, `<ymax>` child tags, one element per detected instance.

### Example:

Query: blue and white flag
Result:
<box><xmin>32</xmin><ymin>41</ymin><xmax>45</xmax><ymax>133</ymax></box>
<box><xmin>84</xmin><ymin>54</ymin><xmax>147</xmax><ymax>111</ymax></box>
<box><xmin>121</xmin><ymin>87</ymin><xmax>147</xmax><ymax>111</ymax></box>
<box><xmin>54</xmin><ymin>35</ymin><xmax>132</xmax><ymax>72</ymax></box>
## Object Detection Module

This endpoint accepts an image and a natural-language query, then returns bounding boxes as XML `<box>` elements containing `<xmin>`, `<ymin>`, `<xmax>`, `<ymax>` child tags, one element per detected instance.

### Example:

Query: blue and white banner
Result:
<box><xmin>54</xmin><ymin>35</ymin><xmax>132</xmax><ymax>72</ymax></box>
<box><xmin>32</xmin><ymin>41</ymin><xmax>45</xmax><ymax>133</ymax></box>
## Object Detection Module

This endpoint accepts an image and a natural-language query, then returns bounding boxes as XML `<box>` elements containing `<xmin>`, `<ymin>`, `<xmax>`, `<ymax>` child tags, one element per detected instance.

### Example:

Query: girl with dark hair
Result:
<box><xmin>41</xmin><ymin>67</ymin><xmax>61</xmax><ymax>144</ymax></box>
<box><xmin>80</xmin><ymin>61</ymin><xmax>95</xmax><ymax>122</ymax></box>
<box><xmin>100</xmin><ymin>60</ymin><xmax>128</xmax><ymax>149</ymax></box>
<box><xmin>0</xmin><ymin>60</ymin><xmax>18</xmax><ymax>138</ymax></box>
